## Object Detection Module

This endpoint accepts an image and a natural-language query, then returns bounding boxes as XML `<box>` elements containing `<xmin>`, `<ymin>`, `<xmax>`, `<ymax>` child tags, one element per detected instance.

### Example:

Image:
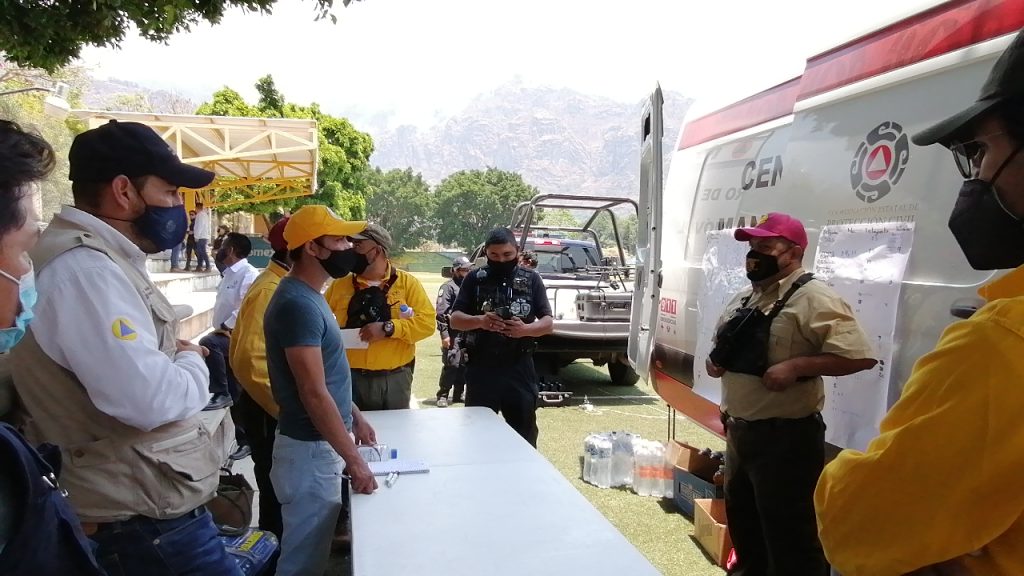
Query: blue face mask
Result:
<box><xmin>136</xmin><ymin>204</ymin><xmax>189</xmax><ymax>252</ymax></box>
<box><xmin>0</xmin><ymin>264</ymin><xmax>36</xmax><ymax>353</ymax></box>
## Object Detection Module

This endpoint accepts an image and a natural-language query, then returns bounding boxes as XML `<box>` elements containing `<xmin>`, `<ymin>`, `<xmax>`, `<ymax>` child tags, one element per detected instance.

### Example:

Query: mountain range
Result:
<box><xmin>82</xmin><ymin>78</ymin><xmax>692</xmax><ymax>198</ymax></box>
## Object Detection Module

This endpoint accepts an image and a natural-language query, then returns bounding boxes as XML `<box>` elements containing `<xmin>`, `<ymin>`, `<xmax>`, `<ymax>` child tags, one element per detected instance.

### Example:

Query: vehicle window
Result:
<box><xmin>527</xmin><ymin>242</ymin><xmax>599</xmax><ymax>273</ymax></box>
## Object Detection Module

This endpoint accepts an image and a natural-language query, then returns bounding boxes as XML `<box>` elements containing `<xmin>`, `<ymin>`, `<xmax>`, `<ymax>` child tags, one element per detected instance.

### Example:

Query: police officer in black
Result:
<box><xmin>451</xmin><ymin>228</ymin><xmax>553</xmax><ymax>446</ymax></box>
<box><xmin>434</xmin><ymin>256</ymin><xmax>472</xmax><ymax>407</ymax></box>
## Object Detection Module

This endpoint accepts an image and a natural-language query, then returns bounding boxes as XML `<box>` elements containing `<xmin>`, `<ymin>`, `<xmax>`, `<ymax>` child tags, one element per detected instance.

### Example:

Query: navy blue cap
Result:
<box><xmin>69</xmin><ymin>120</ymin><xmax>215</xmax><ymax>188</ymax></box>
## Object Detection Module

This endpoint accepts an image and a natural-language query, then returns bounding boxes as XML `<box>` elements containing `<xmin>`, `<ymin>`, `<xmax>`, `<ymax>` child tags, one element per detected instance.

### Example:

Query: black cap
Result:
<box><xmin>914</xmin><ymin>30</ymin><xmax>1024</xmax><ymax>147</ymax></box>
<box><xmin>69</xmin><ymin>120</ymin><xmax>215</xmax><ymax>188</ymax></box>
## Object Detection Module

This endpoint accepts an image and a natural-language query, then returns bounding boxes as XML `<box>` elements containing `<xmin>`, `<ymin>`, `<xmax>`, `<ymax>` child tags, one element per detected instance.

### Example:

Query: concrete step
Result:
<box><xmin>151</xmin><ymin>271</ymin><xmax>221</xmax><ymax>303</ymax></box>
<box><xmin>175</xmin><ymin>290</ymin><xmax>217</xmax><ymax>342</ymax></box>
<box><xmin>149</xmin><ymin>268</ymin><xmax>220</xmax><ymax>342</ymax></box>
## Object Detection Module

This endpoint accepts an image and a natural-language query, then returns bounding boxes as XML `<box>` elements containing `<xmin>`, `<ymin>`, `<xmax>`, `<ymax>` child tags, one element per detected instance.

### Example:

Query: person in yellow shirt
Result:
<box><xmin>324</xmin><ymin>224</ymin><xmax>435</xmax><ymax>410</ymax></box>
<box><xmin>815</xmin><ymin>30</ymin><xmax>1024</xmax><ymax>576</ymax></box>
<box><xmin>228</xmin><ymin>216</ymin><xmax>290</xmax><ymax>539</ymax></box>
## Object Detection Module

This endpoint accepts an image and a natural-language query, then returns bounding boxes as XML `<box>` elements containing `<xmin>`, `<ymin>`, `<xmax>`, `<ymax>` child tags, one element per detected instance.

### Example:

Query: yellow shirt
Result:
<box><xmin>815</xmin><ymin>267</ymin><xmax>1024</xmax><ymax>575</ymax></box>
<box><xmin>718</xmin><ymin>268</ymin><xmax>875</xmax><ymax>420</ymax></box>
<box><xmin>324</xmin><ymin>265</ymin><xmax>436</xmax><ymax>371</ymax></box>
<box><xmin>228</xmin><ymin>261</ymin><xmax>287</xmax><ymax>418</ymax></box>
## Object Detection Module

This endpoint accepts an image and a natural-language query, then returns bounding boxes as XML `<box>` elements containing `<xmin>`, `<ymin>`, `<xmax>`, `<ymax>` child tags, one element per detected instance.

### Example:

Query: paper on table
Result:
<box><xmin>368</xmin><ymin>460</ymin><xmax>430</xmax><ymax>476</ymax></box>
<box><xmin>340</xmin><ymin>328</ymin><xmax>368</xmax><ymax>350</ymax></box>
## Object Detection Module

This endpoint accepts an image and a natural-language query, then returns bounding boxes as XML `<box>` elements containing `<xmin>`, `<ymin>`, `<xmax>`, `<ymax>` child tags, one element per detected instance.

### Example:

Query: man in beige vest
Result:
<box><xmin>11</xmin><ymin>120</ymin><xmax>240</xmax><ymax>576</ymax></box>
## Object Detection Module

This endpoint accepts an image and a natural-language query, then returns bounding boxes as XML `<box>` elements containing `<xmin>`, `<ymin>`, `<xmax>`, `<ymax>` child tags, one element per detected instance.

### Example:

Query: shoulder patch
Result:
<box><xmin>112</xmin><ymin>317</ymin><xmax>137</xmax><ymax>341</ymax></box>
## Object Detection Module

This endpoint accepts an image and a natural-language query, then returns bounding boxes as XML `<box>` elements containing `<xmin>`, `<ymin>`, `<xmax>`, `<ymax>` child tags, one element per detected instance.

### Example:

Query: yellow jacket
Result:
<box><xmin>324</xmin><ymin>264</ymin><xmax>436</xmax><ymax>371</ymax></box>
<box><xmin>228</xmin><ymin>261</ymin><xmax>287</xmax><ymax>418</ymax></box>
<box><xmin>815</xmin><ymin>266</ymin><xmax>1024</xmax><ymax>576</ymax></box>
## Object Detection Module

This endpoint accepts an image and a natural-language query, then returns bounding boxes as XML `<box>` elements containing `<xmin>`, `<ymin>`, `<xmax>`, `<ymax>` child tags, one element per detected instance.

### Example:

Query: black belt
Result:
<box><xmin>352</xmin><ymin>361</ymin><xmax>413</xmax><ymax>376</ymax></box>
<box><xmin>722</xmin><ymin>411</ymin><xmax>822</xmax><ymax>430</ymax></box>
<box><xmin>88</xmin><ymin>505</ymin><xmax>207</xmax><ymax>535</ymax></box>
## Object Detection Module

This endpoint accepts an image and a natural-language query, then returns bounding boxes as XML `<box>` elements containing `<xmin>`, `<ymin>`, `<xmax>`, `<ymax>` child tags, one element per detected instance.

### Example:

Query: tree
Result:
<box><xmin>0</xmin><ymin>0</ymin><xmax>360</xmax><ymax>71</ymax></box>
<box><xmin>363</xmin><ymin>168</ymin><xmax>435</xmax><ymax>253</ymax></box>
<box><xmin>433</xmin><ymin>168</ymin><xmax>539</xmax><ymax>252</ymax></box>
<box><xmin>0</xmin><ymin>63</ymin><xmax>89</xmax><ymax>220</ymax></box>
<box><xmin>537</xmin><ymin>209</ymin><xmax>578</xmax><ymax>229</ymax></box>
<box><xmin>255</xmin><ymin>74</ymin><xmax>285</xmax><ymax>117</ymax></box>
<box><xmin>195</xmin><ymin>76</ymin><xmax>374</xmax><ymax>218</ymax></box>
<box><xmin>106</xmin><ymin>93</ymin><xmax>154</xmax><ymax>113</ymax></box>
<box><xmin>590</xmin><ymin>211</ymin><xmax>638</xmax><ymax>257</ymax></box>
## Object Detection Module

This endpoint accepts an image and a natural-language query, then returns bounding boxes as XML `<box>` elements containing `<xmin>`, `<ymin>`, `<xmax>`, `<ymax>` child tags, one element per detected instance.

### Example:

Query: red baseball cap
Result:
<box><xmin>734</xmin><ymin>212</ymin><xmax>808</xmax><ymax>249</ymax></box>
<box><xmin>267</xmin><ymin>217</ymin><xmax>290</xmax><ymax>252</ymax></box>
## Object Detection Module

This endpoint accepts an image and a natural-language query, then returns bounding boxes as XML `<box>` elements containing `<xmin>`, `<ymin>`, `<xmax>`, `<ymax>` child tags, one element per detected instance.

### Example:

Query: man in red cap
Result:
<box><xmin>705</xmin><ymin>212</ymin><xmax>876</xmax><ymax>576</ymax></box>
<box><xmin>229</xmin><ymin>215</ymin><xmax>292</xmax><ymax>539</ymax></box>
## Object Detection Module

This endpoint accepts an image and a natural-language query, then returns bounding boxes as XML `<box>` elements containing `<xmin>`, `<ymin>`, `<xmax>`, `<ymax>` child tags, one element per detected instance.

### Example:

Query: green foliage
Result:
<box><xmin>195</xmin><ymin>75</ymin><xmax>373</xmax><ymax>217</ymax></box>
<box><xmin>0</xmin><ymin>64</ymin><xmax>90</xmax><ymax>220</ymax></box>
<box><xmin>363</xmin><ymin>168</ymin><xmax>435</xmax><ymax>253</ymax></box>
<box><xmin>0</xmin><ymin>0</ymin><xmax>359</xmax><ymax>71</ymax></box>
<box><xmin>255</xmin><ymin>74</ymin><xmax>285</xmax><ymax>117</ymax></box>
<box><xmin>433</xmin><ymin>168</ymin><xmax>539</xmax><ymax>252</ymax></box>
<box><xmin>589</xmin><ymin>211</ymin><xmax>638</xmax><ymax>257</ymax></box>
<box><xmin>106</xmin><ymin>93</ymin><xmax>154</xmax><ymax>113</ymax></box>
<box><xmin>537</xmin><ymin>209</ymin><xmax>579</xmax><ymax>228</ymax></box>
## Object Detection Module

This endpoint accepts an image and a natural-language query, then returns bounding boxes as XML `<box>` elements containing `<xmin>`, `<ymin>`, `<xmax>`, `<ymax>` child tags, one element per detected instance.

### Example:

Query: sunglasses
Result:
<box><xmin>949</xmin><ymin>131</ymin><xmax>1004</xmax><ymax>179</ymax></box>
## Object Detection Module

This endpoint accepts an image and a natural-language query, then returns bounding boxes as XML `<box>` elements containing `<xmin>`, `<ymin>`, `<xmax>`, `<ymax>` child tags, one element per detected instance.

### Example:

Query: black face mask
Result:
<box><xmin>487</xmin><ymin>258</ymin><xmax>518</xmax><ymax>277</ymax></box>
<box><xmin>214</xmin><ymin>249</ymin><xmax>228</xmax><ymax>274</ymax></box>
<box><xmin>949</xmin><ymin>146</ymin><xmax>1024</xmax><ymax>270</ymax></box>
<box><xmin>453</xmin><ymin>273</ymin><xmax>466</xmax><ymax>286</ymax></box>
<box><xmin>745</xmin><ymin>250</ymin><xmax>781</xmax><ymax>282</ymax></box>
<box><xmin>317</xmin><ymin>247</ymin><xmax>369</xmax><ymax>279</ymax></box>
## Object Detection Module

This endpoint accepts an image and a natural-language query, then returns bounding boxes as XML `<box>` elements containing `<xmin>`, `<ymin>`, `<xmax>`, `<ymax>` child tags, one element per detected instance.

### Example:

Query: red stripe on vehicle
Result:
<box><xmin>677</xmin><ymin>77</ymin><xmax>801</xmax><ymax>150</ymax></box>
<box><xmin>800</xmin><ymin>0</ymin><xmax>1024</xmax><ymax>100</ymax></box>
<box><xmin>679</xmin><ymin>0</ymin><xmax>1024</xmax><ymax>150</ymax></box>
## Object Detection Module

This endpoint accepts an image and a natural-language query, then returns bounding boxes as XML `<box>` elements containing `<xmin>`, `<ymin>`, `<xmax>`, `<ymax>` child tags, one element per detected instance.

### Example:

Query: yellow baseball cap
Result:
<box><xmin>283</xmin><ymin>205</ymin><xmax>366</xmax><ymax>250</ymax></box>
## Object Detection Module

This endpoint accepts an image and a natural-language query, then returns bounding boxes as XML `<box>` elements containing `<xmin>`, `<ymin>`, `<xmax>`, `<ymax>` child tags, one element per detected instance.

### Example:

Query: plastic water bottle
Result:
<box><xmin>582</xmin><ymin>435</ymin><xmax>595</xmax><ymax>483</ymax></box>
<box><xmin>596</xmin><ymin>437</ymin><xmax>613</xmax><ymax>489</ymax></box>
<box><xmin>633</xmin><ymin>441</ymin><xmax>649</xmax><ymax>496</ymax></box>
<box><xmin>399</xmin><ymin>304</ymin><xmax>414</xmax><ymax>319</ymax></box>
<box><xmin>649</xmin><ymin>441</ymin><xmax>665</xmax><ymax>498</ymax></box>
<box><xmin>610</xmin><ymin>432</ymin><xmax>635</xmax><ymax>488</ymax></box>
<box><xmin>661</xmin><ymin>443</ymin><xmax>674</xmax><ymax>499</ymax></box>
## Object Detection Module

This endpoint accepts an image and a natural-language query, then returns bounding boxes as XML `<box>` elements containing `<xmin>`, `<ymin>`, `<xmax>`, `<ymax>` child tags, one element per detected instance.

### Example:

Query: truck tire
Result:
<box><xmin>608</xmin><ymin>361</ymin><xmax>640</xmax><ymax>387</ymax></box>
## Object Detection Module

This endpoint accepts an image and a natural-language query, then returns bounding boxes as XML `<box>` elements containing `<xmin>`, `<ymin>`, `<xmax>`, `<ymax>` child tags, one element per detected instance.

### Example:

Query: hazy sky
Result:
<box><xmin>79</xmin><ymin>0</ymin><xmax>937</xmax><ymax>127</ymax></box>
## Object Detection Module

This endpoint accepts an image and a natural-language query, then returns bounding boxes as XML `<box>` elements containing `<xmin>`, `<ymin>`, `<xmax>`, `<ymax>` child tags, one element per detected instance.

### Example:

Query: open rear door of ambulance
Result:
<box><xmin>628</xmin><ymin>86</ymin><xmax>664</xmax><ymax>382</ymax></box>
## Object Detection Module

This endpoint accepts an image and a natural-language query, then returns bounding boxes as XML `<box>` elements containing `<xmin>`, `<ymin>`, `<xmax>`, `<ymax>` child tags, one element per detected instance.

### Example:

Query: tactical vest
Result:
<box><xmin>465</xmin><ymin>265</ymin><xmax>537</xmax><ymax>365</ymax></box>
<box><xmin>11</xmin><ymin>215</ymin><xmax>233</xmax><ymax>523</ymax></box>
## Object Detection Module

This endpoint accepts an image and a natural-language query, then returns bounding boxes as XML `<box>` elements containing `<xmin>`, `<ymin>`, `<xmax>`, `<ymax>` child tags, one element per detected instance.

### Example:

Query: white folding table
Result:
<box><xmin>351</xmin><ymin>407</ymin><xmax>662</xmax><ymax>576</ymax></box>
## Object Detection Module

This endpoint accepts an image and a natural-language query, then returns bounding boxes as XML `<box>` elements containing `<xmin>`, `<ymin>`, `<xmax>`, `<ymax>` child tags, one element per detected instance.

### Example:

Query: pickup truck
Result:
<box><xmin>466</xmin><ymin>194</ymin><xmax>640</xmax><ymax>386</ymax></box>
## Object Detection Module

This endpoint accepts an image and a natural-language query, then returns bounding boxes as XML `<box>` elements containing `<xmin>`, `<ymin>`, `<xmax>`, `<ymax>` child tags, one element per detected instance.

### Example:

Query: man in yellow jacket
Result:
<box><xmin>228</xmin><ymin>216</ymin><xmax>290</xmax><ymax>538</ymax></box>
<box><xmin>815</xmin><ymin>30</ymin><xmax>1024</xmax><ymax>576</ymax></box>
<box><xmin>325</xmin><ymin>224</ymin><xmax>435</xmax><ymax>410</ymax></box>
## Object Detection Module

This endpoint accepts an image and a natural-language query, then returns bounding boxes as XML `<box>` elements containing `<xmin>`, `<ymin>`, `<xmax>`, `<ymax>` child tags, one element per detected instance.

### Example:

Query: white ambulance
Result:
<box><xmin>628</xmin><ymin>0</ymin><xmax>1024</xmax><ymax>442</ymax></box>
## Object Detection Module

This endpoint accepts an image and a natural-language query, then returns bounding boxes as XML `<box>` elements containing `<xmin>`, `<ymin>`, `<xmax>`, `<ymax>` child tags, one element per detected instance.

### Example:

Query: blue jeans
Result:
<box><xmin>271</xmin><ymin>433</ymin><xmax>344</xmax><ymax>576</ymax></box>
<box><xmin>195</xmin><ymin>239</ymin><xmax>210</xmax><ymax>270</ymax></box>
<box><xmin>90</xmin><ymin>506</ymin><xmax>241</xmax><ymax>576</ymax></box>
<box><xmin>170</xmin><ymin>243</ymin><xmax>182</xmax><ymax>269</ymax></box>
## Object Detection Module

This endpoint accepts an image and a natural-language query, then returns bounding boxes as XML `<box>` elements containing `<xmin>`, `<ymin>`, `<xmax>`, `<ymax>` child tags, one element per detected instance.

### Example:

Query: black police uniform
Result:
<box><xmin>452</xmin><ymin>263</ymin><xmax>551</xmax><ymax>447</ymax></box>
<box><xmin>435</xmin><ymin>277</ymin><xmax>467</xmax><ymax>403</ymax></box>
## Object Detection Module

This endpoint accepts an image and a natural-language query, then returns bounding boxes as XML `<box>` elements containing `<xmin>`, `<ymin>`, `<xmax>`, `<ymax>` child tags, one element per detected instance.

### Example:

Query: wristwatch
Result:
<box><xmin>383</xmin><ymin>320</ymin><xmax>395</xmax><ymax>338</ymax></box>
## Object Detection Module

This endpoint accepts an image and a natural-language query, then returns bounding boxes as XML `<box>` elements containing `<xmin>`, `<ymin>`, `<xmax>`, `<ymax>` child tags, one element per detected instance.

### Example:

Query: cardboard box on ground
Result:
<box><xmin>694</xmin><ymin>498</ymin><xmax>733</xmax><ymax>569</ymax></box>
<box><xmin>666</xmin><ymin>440</ymin><xmax>723</xmax><ymax>517</ymax></box>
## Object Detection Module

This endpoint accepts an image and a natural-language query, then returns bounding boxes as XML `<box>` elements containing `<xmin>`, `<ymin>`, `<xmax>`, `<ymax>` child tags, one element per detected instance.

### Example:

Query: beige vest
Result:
<box><xmin>11</xmin><ymin>215</ymin><xmax>232</xmax><ymax>523</ymax></box>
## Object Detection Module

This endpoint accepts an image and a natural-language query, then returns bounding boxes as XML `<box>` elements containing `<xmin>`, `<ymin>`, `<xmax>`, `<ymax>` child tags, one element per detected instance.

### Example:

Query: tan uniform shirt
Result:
<box><xmin>718</xmin><ymin>268</ymin><xmax>874</xmax><ymax>420</ymax></box>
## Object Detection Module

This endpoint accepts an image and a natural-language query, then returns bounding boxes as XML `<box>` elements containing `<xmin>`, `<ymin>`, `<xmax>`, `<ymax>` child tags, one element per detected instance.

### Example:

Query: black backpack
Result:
<box><xmin>0</xmin><ymin>423</ymin><xmax>104</xmax><ymax>575</ymax></box>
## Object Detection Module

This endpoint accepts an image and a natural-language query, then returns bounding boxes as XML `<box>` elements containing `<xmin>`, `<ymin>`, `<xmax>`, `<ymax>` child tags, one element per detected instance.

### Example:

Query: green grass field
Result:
<box><xmin>408</xmin><ymin>272</ymin><xmax>727</xmax><ymax>576</ymax></box>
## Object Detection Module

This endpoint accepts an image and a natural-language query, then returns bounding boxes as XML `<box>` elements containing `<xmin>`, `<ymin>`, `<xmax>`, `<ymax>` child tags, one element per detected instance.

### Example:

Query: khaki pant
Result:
<box><xmin>352</xmin><ymin>365</ymin><xmax>413</xmax><ymax>411</ymax></box>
